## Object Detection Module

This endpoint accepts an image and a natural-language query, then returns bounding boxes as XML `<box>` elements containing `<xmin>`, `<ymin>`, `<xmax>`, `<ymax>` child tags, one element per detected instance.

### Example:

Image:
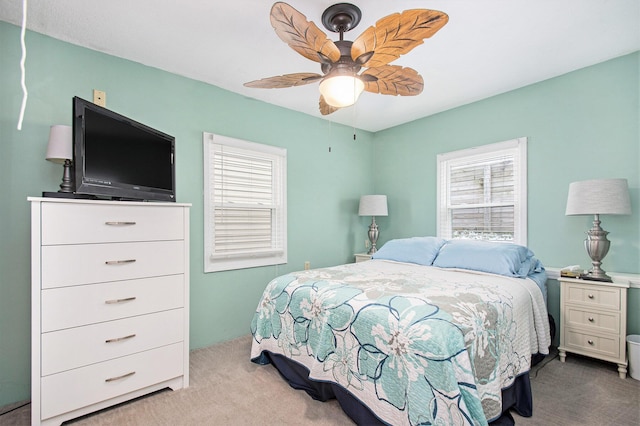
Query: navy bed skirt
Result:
<box><xmin>256</xmin><ymin>350</ymin><xmax>534</xmax><ymax>426</ymax></box>
<box><xmin>253</xmin><ymin>314</ymin><xmax>555</xmax><ymax>425</ymax></box>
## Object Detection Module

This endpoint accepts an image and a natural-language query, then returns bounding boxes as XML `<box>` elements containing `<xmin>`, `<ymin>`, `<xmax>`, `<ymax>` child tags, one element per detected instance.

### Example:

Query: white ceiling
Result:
<box><xmin>1</xmin><ymin>0</ymin><xmax>639</xmax><ymax>132</ymax></box>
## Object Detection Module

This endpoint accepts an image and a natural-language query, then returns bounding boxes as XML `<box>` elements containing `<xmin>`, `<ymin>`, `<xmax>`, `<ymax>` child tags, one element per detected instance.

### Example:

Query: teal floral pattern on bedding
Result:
<box><xmin>251</xmin><ymin>260</ymin><xmax>550</xmax><ymax>426</ymax></box>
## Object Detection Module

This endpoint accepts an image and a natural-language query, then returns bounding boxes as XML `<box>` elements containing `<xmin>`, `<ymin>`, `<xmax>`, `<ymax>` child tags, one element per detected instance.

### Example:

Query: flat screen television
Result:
<box><xmin>73</xmin><ymin>96</ymin><xmax>176</xmax><ymax>202</ymax></box>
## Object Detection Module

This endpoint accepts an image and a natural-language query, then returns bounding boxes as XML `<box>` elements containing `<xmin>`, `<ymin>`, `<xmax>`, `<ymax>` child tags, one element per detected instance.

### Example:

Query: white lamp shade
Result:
<box><xmin>45</xmin><ymin>125</ymin><xmax>73</xmax><ymax>164</ymax></box>
<box><xmin>359</xmin><ymin>195</ymin><xmax>388</xmax><ymax>216</ymax></box>
<box><xmin>319</xmin><ymin>75</ymin><xmax>365</xmax><ymax>108</ymax></box>
<box><xmin>565</xmin><ymin>178</ymin><xmax>631</xmax><ymax>216</ymax></box>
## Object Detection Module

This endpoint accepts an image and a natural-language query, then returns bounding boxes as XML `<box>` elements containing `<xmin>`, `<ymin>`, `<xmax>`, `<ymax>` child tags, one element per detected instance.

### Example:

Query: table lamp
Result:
<box><xmin>565</xmin><ymin>178</ymin><xmax>631</xmax><ymax>282</ymax></box>
<box><xmin>358</xmin><ymin>195</ymin><xmax>388</xmax><ymax>254</ymax></box>
<box><xmin>45</xmin><ymin>125</ymin><xmax>73</xmax><ymax>193</ymax></box>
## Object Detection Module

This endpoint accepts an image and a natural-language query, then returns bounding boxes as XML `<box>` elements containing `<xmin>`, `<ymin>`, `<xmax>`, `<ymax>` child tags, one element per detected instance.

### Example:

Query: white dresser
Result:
<box><xmin>558</xmin><ymin>277</ymin><xmax>629</xmax><ymax>378</ymax></box>
<box><xmin>29</xmin><ymin>198</ymin><xmax>190</xmax><ymax>425</ymax></box>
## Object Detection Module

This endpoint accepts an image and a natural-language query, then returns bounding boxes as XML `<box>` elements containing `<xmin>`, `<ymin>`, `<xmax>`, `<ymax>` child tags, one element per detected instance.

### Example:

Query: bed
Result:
<box><xmin>251</xmin><ymin>238</ymin><xmax>551</xmax><ymax>425</ymax></box>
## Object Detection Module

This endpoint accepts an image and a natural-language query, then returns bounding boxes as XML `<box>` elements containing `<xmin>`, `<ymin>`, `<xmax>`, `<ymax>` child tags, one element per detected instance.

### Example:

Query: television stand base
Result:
<box><xmin>42</xmin><ymin>191</ymin><xmax>97</xmax><ymax>200</ymax></box>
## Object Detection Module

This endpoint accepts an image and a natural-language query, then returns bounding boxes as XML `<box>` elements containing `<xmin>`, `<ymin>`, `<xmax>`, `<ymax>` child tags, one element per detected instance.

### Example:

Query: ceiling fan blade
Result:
<box><xmin>351</xmin><ymin>9</ymin><xmax>448</xmax><ymax>68</ymax></box>
<box><xmin>361</xmin><ymin>66</ymin><xmax>424</xmax><ymax>96</ymax></box>
<box><xmin>271</xmin><ymin>2</ymin><xmax>341</xmax><ymax>64</ymax></box>
<box><xmin>319</xmin><ymin>95</ymin><xmax>340</xmax><ymax>115</ymax></box>
<box><xmin>244</xmin><ymin>73</ymin><xmax>323</xmax><ymax>89</ymax></box>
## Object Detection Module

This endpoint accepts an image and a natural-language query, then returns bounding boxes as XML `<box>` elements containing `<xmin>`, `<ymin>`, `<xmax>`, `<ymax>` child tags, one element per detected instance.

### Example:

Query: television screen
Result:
<box><xmin>73</xmin><ymin>97</ymin><xmax>176</xmax><ymax>202</ymax></box>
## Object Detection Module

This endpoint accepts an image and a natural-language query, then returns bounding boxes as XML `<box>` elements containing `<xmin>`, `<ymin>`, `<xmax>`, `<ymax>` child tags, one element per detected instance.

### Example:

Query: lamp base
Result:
<box><xmin>580</xmin><ymin>273</ymin><xmax>613</xmax><ymax>282</ymax></box>
<box><xmin>582</xmin><ymin>214</ymin><xmax>613</xmax><ymax>282</ymax></box>
<box><xmin>59</xmin><ymin>159</ymin><xmax>74</xmax><ymax>193</ymax></box>
<box><xmin>367</xmin><ymin>217</ymin><xmax>379</xmax><ymax>255</ymax></box>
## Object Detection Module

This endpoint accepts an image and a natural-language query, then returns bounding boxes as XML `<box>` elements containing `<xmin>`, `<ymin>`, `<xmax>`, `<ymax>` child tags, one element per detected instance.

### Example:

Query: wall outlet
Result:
<box><xmin>364</xmin><ymin>240</ymin><xmax>371</xmax><ymax>250</ymax></box>
<box><xmin>304</xmin><ymin>261</ymin><xmax>310</xmax><ymax>270</ymax></box>
<box><xmin>93</xmin><ymin>89</ymin><xmax>106</xmax><ymax>107</ymax></box>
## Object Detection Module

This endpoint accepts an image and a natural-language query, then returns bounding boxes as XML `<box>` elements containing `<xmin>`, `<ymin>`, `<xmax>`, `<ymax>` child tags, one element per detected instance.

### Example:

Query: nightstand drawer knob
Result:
<box><xmin>588</xmin><ymin>339</ymin><xmax>594</xmax><ymax>345</ymax></box>
<box><xmin>588</xmin><ymin>294</ymin><xmax>594</xmax><ymax>299</ymax></box>
<box><xmin>588</xmin><ymin>317</ymin><xmax>595</xmax><ymax>322</ymax></box>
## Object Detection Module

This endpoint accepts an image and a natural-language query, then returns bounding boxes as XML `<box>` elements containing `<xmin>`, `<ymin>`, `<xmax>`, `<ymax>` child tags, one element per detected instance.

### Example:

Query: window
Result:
<box><xmin>203</xmin><ymin>133</ymin><xmax>287</xmax><ymax>272</ymax></box>
<box><xmin>437</xmin><ymin>138</ymin><xmax>527</xmax><ymax>245</ymax></box>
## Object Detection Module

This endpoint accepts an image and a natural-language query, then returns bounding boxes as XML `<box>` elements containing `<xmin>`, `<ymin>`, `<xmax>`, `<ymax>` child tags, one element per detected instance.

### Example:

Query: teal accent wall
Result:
<box><xmin>372</xmin><ymin>52</ymin><xmax>640</xmax><ymax>344</ymax></box>
<box><xmin>0</xmin><ymin>22</ymin><xmax>374</xmax><ymax>406</ymax></box>
<box><xmin>1</xmin><ymin>19</ymin><xmax>638</xmax><ymax>407</ymax></box>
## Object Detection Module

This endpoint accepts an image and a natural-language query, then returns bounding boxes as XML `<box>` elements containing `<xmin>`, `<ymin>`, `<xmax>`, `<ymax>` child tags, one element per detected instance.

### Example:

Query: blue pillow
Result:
<box><xmin>372</xmin><ymin>237</ymin><xmax>447</xmax><ymax>266</ymax></box>
<box><xmin>432</xmin><ymin>239</ymin><xmax>537</xmax><ymax>278</ymax></box>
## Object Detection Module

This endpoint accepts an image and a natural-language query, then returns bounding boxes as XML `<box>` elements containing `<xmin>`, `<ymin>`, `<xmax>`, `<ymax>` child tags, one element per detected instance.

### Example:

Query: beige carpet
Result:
<box><xmin>2</xmin><ymin>335</ymin><xmax>639</xmax><ymax>425</ymax></box>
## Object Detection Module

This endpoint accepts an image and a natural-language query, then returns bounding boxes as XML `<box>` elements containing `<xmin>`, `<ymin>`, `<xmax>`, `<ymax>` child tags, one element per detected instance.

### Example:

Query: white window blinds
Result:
<box><xmin>204</xmin><ymin>133</ymin><xmax>287</xmax><ymax>272</ymax></box>
<box><xmin>437</xmin><ymin>138</ymin><xmax>527</xmax><ymax>244</ymax></box>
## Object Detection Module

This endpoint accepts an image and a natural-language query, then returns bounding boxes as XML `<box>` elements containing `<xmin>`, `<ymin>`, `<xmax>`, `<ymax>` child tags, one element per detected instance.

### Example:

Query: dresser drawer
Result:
<box><xmin>42</xmin><ymin>275</ymin><xmax>184</xmax><ymax>332</ymax></box>
<box><xmin>40</xmin><ymin>342</ymin><xmax>183</xmax><ymax>420</ymax></box>
<box><xmin>564</xmin><ymin>282</ymin><xmax>621</xmax><ymax>310</ymax></box>
<box><xmin>564</xmin><ymin>328</ymin><xmax>620</xmax><ymax>359</ymax></box>
<box><xmin>41</xmin><ymin>240</ymin><xmax>184</xmax><ymax>289</ymax></box>
<box><xmin>565</xmin><ymin>305</ymin><xmax>619</xmax><ymax>334</ymax></box>
<box><xmin>41</xmin><ymin>202</ymin><xmax>184</xmax><ymax>245</ymax></box>
<box><xmin>42</xmin><ymin>309</ymin><xmax>184</xmax><ymax>376</ymax></box>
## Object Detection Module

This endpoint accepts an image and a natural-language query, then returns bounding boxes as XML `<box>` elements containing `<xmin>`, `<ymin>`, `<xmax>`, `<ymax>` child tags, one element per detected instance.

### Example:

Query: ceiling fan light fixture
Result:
<box><xmin>319</xmin><ymin>75</ymin><xmax>365</xmax><ymax>108</ymax></box>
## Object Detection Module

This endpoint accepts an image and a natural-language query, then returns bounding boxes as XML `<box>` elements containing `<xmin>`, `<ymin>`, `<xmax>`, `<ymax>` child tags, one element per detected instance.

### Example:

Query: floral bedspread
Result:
<box><xmin>251</xmin><ymin>260</ymin><xmax>550</xmax><ymax>426</ymax></box>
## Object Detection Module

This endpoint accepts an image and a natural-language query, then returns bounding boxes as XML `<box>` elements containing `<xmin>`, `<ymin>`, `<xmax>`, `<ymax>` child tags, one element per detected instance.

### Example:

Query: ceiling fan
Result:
<box><xmin>244</xmin><ymin>2</ymin><xmax>448</xmax><ymax>115</ymax></box>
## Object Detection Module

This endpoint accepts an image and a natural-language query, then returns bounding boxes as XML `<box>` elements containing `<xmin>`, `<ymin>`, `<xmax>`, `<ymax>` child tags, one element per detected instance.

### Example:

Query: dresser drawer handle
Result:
<box><xmin>105</xmin><ymin>221</ymin><xmax>137</xmax><ymax>226</ymax></box>
<box><xmin>105</xmin><ymin>334</ymin><xmax>136</xmax><ymax>343</ymax></box>
<box><xmin>105</xmin><ymin>259</ymin><xmax>136</xmax><ymax>265</ymax></box>
<box><xmin>588</xmin><ymin>317</ymin><xmax>595</xmax><ymax>322</ymax></box>
<box><xmin>105</xmin><ymin>297</ymin><xmax>136</xmax><ymax>304</ymax></box>
<box><xmin>587</xmin><ymin>294</ymin><xmax>594</xmax><ymax>299</ymax></box>
<box><xmin>588</xmin><ymin>339</ymin><xmax>594</xmax><ymax>345</ymax></box>
<box><xmin>105</xmin><ymin>371</ymin><xmax>136</xmax><ymax>382</ymax></box>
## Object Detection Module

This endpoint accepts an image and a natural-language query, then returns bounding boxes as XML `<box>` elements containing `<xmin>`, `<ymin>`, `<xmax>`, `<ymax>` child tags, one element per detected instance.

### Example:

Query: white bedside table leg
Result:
<box><xmin>617</xmin><ymin>363</ymin><xmax>627</xmax><ymax>379</ymax></box>
<box><xmin>559</xmin><ymin>349</ymin><xmax>566</xmax><ymax>363</ymax></box>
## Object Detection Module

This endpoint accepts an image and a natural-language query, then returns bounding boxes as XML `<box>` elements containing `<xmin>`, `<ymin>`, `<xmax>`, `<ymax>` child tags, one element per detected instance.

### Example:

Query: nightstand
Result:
<box><xmin>558</xmin><ymin>277</ymin><xmax>629</xmax><ymax>378</ymax></box>
<box><xmin>354</xmin><ymin>253</ymin><xmax>372</xmax><ymax>263</ymax></box>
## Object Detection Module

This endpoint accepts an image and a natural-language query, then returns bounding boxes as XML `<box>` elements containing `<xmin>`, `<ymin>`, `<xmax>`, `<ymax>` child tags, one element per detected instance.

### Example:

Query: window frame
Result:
<box><xmin>203</xmin><ymin>132</ymin><xmax>287</xmax><ymax>273</ymax></box>
<box><xmin>436</xmin><ymin>137</ymin><xmax>527</xmax><ymax>245</ymax></box>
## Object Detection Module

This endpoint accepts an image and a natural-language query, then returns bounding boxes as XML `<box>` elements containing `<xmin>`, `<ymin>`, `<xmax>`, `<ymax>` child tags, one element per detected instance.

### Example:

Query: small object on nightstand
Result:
<box><xmin>560</xmin><ymin>265</ymin><xmax>583</xmax><ymax>278</ymax></box>
<box><xmin>354</xmin><ymin>253</ymin><xmax>372</xmax><ymax>263</ymax></box>
<box><xmin>558</xmin><ymin>276</ymin><xmax>629</xmax><ymax>379</ymax></box>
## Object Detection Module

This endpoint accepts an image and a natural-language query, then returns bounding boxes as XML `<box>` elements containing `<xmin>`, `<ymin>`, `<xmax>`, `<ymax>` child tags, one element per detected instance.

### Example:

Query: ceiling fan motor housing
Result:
<box><xmin>321</xmin><ymin>40</ymin><xmax>361</xmax><ymax>77</ymax></box>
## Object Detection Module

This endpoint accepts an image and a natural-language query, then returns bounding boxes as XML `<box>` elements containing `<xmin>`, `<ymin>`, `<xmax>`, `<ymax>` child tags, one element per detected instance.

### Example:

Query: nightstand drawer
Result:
<box><xmin>41</xmin><ymin>342</ymin><xmax>183</xmax><ymax>420</ymax></box>
<box><xmin>41</xmin><ymin>202</ymin><xmax>184</xmax><ymax>245</ymax></box>
<box><xmin>41</xmin><ymin>275</ymin><xmax>184</xmax><ymax>332</ymax></box>
<box><xmin>564</xmin><ymin>328</ymin><xmax>620</xmax><ymax>359</ymax></box>
<box><xmin>41</xmin><ymin>240</ymin><xmax>185</xmax><ymax>289</ymax></box>
<box><xmin>565</xmin><ymin>306</ymin><xmax>619</xmax><ymax>334</ymax></box>
<box><xmin>565</xmin><ymin>282</ymin><xmax>620</xmax><ymax>310</ymax></box>
<box><xmin>42</xmin><ymin>309</ymin><xmax>184</xmax><ymax>375</ymax></box>
<box><xmin>355</xmin><ymin>253</ymin><xmax>372</xmax><ymax>263</ymax></box>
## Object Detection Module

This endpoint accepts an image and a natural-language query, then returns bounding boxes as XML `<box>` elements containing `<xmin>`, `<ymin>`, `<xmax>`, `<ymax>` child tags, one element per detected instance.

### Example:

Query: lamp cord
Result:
<box><xmin>17</xmin><ymin>0</ymin><xmax>28</xmax><ymax>130</ymax></box>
